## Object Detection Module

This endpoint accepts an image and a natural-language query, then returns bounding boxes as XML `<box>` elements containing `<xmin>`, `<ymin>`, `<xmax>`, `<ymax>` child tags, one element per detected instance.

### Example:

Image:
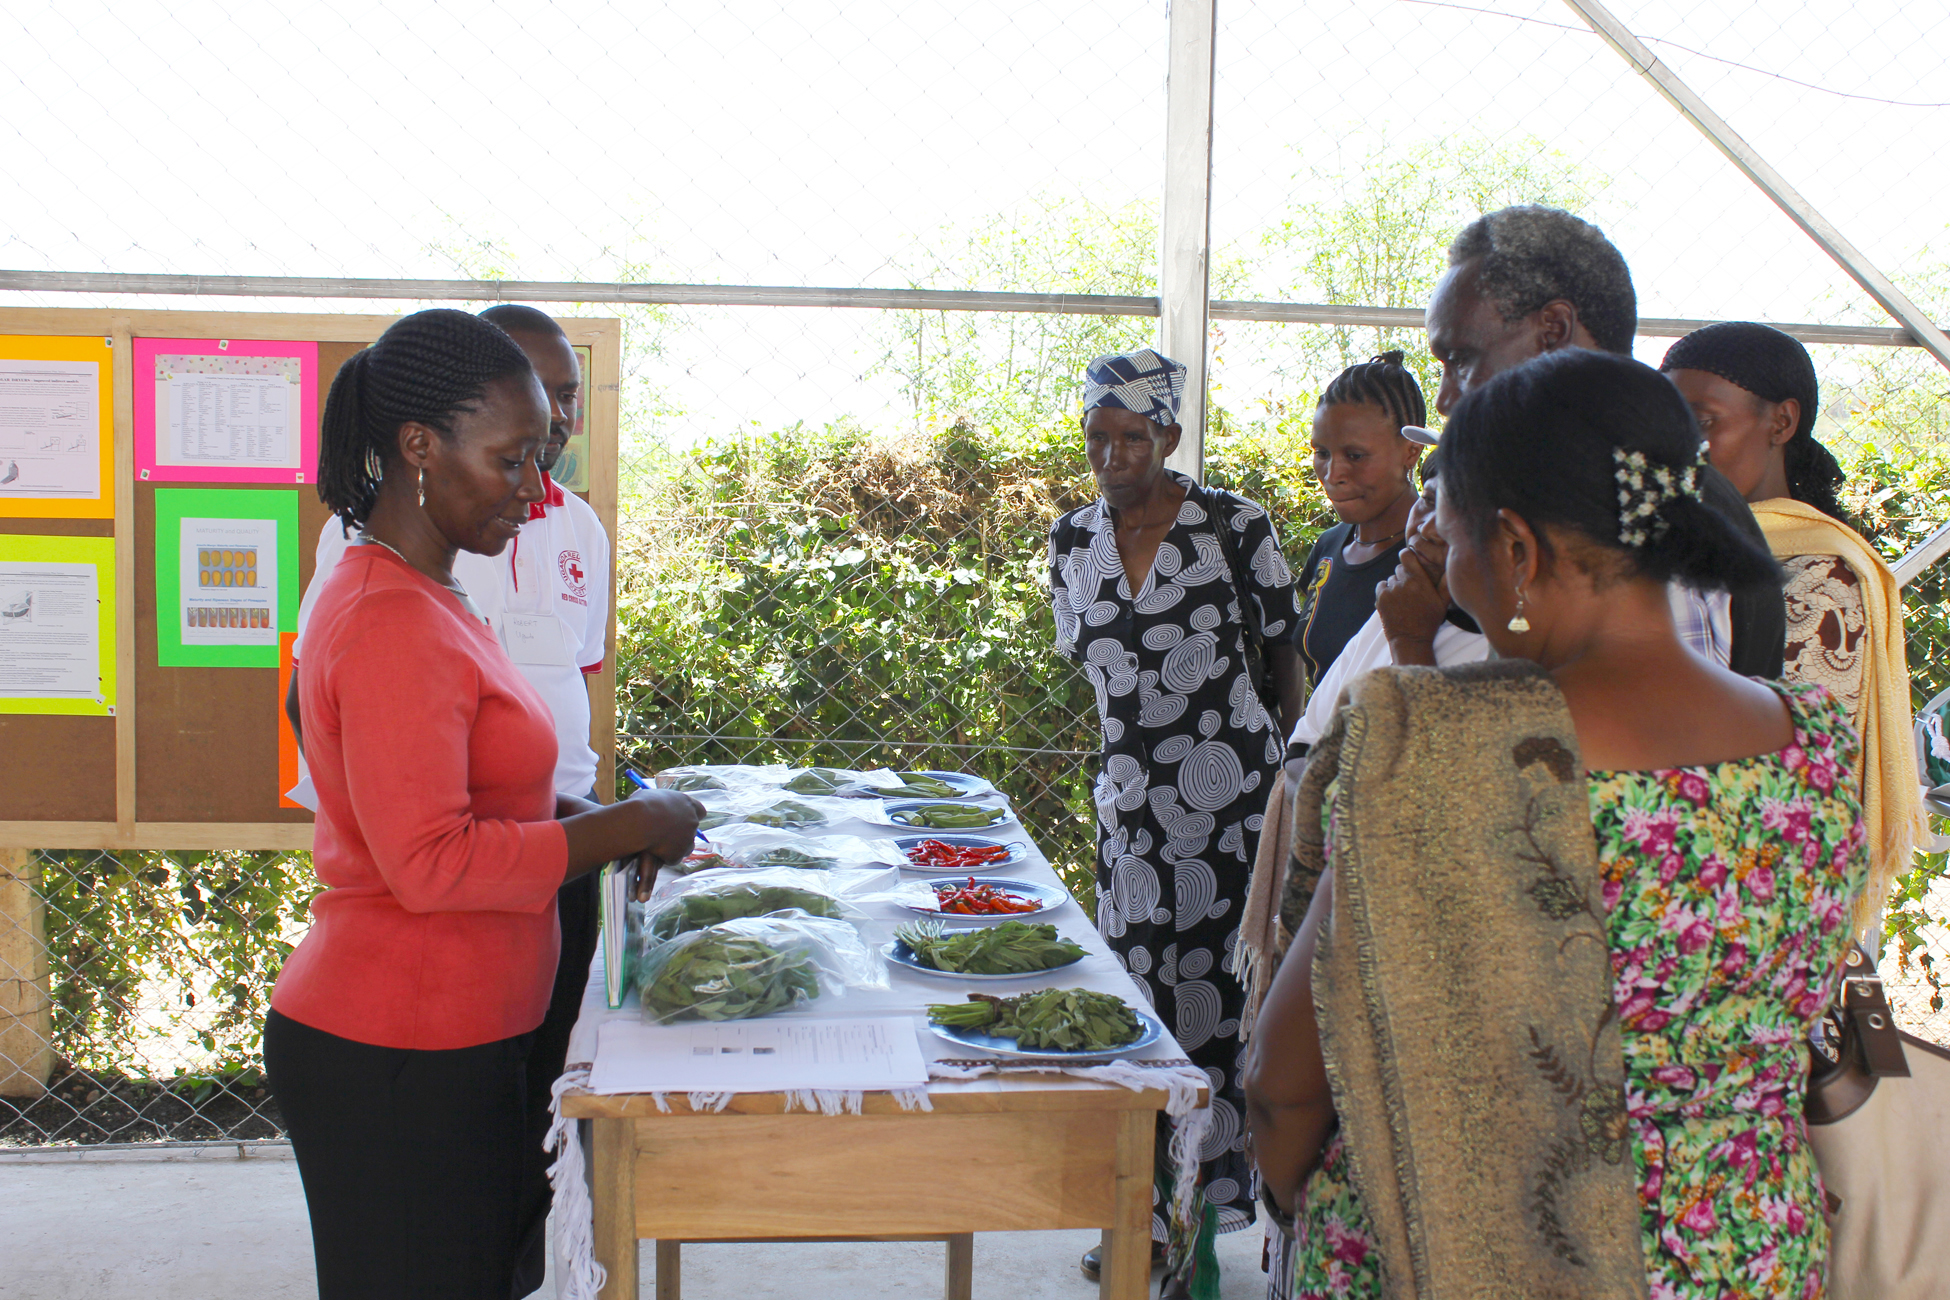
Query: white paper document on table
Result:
<box><xmin>590</xmin><ymin>1017</ymin><xmax>929</xmax><ymax>1095</ymax></box>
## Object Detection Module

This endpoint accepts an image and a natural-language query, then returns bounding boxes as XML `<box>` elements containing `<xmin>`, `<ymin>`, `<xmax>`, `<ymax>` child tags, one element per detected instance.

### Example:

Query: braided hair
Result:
<box><xmin>1660</xmin><ymin>321</ymin><xmax>1850</xmax><ymax>524</ymax></box>
<box><xmin>1318</xmin><ymin>350</ymin><xmax>1428</xmax><ymax>433</ymax></box>
<box><xmin>317</xmin><ymin>309</ymin><xmax>535</xmax><ymax>532</ymax></box>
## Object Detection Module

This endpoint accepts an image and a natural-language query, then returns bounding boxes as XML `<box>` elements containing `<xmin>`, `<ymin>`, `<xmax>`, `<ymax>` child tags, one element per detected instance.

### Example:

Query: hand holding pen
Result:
<box><xmin>623</xmin><ymin>768</ymin><xmax>708</xmax><ymax>900</ymax></box>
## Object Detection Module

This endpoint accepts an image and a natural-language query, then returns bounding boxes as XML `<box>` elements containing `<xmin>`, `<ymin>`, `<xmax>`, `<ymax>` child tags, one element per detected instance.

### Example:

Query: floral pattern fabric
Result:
<box><xmin>1288</xmin><ymin>681</ymin><xmax>1866</xmax><ymax>1300</ymax></box>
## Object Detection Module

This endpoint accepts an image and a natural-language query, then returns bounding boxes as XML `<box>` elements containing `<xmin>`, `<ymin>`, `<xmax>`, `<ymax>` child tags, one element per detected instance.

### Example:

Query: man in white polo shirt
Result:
<box><xmin>283</xmin><ymin>304</ymin><xmax>610</xmax><ymax>1290</ymax></box>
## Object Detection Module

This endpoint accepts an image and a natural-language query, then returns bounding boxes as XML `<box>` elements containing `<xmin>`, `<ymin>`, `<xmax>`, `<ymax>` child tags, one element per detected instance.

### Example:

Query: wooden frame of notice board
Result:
<box><xmin>0</xmin><ymin>307</ymin><xmax>623</xmax><ymax>851</ymax></box>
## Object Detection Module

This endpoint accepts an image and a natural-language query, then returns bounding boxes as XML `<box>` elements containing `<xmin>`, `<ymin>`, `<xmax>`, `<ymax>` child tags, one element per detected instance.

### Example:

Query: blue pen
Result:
<box><xmin>626</xmin><ymin>768</ymin><xmax>710</xmax><ymax>843</ymax></box>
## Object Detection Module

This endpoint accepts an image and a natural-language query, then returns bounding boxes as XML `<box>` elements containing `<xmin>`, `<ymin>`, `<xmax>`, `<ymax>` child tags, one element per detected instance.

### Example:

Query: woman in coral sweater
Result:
<box><xmin>266</xmin><ymin>310</ymin><xmax>700</xmax><ymax>1299</ymax></box>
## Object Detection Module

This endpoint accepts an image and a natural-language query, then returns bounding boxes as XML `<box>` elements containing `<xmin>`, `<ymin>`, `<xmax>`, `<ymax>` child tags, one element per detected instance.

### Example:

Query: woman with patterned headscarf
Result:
<box><xmin>1664</xmin><ymin>322</ymin><xmax>1921</xmax><ymax>928</ymax></box>
<box><xmin>1048</xmin><ymin>347</ymin><xmax>1304</xmax><ymax>1299</ymax></box>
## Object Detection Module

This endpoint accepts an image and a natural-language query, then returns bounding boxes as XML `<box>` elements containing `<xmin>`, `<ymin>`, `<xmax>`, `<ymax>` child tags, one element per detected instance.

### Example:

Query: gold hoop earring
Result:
<box><xmin>1507</xmin><ymin>588</ymin><xmax>1530</xmax><ymax>634</ymax></box>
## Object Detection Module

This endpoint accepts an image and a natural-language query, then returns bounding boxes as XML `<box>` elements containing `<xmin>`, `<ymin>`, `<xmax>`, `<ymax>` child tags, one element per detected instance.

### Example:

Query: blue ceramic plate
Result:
<box><xmin>902</xmin><ymin>875</ymin><xmax>1070</xmax><ymax>921</ymax></box>
<box><xmin>926</xmin><ymin>1004</ymin><xmax>1165</xmax><ymax>1061</ymax></box>
<box><xmin>886</xmin><ymin>936</ymin><xmax>1087</xmax><ymax>981</ymax></box>
<box><xmin>893</xmin><ymin>834</ymin><xmax>1032</xmax><ymax>872</ymax></box>
<box><xmin>884</xmin><ymin>800</ymin><xmax>1013</xmax><ymax>830</ymax></box>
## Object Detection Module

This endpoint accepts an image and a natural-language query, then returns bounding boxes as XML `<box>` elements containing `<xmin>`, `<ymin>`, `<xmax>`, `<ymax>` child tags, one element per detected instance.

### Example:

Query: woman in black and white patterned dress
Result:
<box><xmin>1049</xmin><ymin>348</ymin><xmax>1303</xmax><ymax>1296</ymax></box>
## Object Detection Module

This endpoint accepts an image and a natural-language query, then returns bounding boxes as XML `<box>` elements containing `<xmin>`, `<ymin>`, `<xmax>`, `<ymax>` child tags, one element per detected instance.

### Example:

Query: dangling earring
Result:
<box><xmin>1507</xmin><ymin>587</ymin><xmax>1531</xmax><ymax>634</ymax></box>
<box><xmin>416</xmin><ymin>467</ymin><xmax>426</xmax><ymax>510</ymax></box>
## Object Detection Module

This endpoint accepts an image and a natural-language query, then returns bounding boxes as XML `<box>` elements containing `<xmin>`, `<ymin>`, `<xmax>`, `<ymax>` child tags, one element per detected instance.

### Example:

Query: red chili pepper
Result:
<box><xmin>930</xmin><ymin>876</ymin><xmax>1040</xmax><ymax>915</ymax></box>
<box><xmin>907</xmin><ymin>839</ymin><xmax>1009</xmax><ymax>870</ymax></box>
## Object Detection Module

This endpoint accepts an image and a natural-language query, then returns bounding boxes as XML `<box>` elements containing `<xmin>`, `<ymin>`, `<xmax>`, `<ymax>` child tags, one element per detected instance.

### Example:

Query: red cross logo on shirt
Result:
<box><xmin>558</xmin><ymin>550</ymin><xmax>589</xmax><ymax>598</ymax></box>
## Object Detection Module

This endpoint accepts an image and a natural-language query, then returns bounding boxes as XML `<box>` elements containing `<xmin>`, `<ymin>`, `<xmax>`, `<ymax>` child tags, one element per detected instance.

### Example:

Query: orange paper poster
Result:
<box><xmin>277</xmin><ymin>631</ymin><xmax>302</xmax><ymax>807</ymax></box>
<box><xmin>0</xmin><ymin>334</ymin><xmax>115</xmax><ymax>519</ymax></box>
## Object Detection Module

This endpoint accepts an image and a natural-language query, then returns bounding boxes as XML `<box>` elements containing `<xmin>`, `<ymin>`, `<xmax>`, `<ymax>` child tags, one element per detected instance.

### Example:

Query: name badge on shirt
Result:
<box><xmin>501</xmin><ymin>612</ymin><xmax>575</xmax><ymax>666</ymax></box>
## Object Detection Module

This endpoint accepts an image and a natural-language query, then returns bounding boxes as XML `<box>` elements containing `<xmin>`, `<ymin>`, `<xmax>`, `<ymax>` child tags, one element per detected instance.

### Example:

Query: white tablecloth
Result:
<box><xmin>564</xmin><ymin>799</ymin><xmax>1191</xmax><ymax>1082</ymax></box>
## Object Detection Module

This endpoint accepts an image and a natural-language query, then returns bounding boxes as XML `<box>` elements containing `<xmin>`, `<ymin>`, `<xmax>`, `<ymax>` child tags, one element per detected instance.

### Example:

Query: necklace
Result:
<box><xmin>357</xmin><ymin>532</ymin><xmax>487</xmax><ymax>623</ymax></box>
<box><xmin>1351</xmin><ymin>527</ymin><xmax>1404</xmax><ymax>549</ymax></box>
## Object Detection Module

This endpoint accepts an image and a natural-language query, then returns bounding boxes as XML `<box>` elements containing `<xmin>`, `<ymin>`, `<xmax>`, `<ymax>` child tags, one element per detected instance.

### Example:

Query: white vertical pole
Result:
<box><xmin>1161</xmin><ymin>0</ymin><xmax>1217</xmax><ymax>480</ymax></box>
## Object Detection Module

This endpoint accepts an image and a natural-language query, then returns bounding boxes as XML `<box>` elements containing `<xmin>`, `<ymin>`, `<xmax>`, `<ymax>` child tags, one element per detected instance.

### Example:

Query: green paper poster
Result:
<box><xmin>0</xmin><ymin>533</ymin><xmax>116</xmax><ymax>715</ymax></box>
<box><xmin>154</xmin><ymin>488</ymin><xmax>300</xmax><ymax>668</ymax></box>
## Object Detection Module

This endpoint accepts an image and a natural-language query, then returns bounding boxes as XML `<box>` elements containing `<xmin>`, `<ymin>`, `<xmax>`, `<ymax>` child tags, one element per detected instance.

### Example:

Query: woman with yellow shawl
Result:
<box><xmin>1664</xmin><ymin>321</ymin><xmax>1922</xmax><ymax>927</ymax></box>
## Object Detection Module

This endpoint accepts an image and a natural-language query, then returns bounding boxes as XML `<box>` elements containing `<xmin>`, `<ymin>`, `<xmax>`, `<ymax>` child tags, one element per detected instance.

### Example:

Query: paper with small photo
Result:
<box><xmin>179</xmin><ymin>516</ymin><xmax>278</xmax><ymax>647</ymax></box>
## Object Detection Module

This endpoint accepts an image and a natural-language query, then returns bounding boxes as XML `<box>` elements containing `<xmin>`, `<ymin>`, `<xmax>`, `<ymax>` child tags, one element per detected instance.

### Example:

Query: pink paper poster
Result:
<box><xmin>134</xmin><ymin>338</ymin><xmax>319</xmax><ymax>484</ymax></box>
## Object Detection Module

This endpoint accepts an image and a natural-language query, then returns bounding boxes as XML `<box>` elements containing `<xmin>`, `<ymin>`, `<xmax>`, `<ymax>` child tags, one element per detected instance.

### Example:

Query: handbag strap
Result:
<box><xmin>1187</xmin><ymin>479</ymin><xmax>1265</xmax><ymax>651</ymax></box>
<box><xmin>1807</xmin><ymin>943</ymin><xmax>1912</xmax><ymax>1125</ymax></box>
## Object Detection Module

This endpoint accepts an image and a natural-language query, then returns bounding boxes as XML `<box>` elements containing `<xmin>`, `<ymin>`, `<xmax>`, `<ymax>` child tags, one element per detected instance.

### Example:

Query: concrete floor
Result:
<box><xmin>0</xmin><ymin>1144</ymin><xmax>1270</xmax><ymax>1299</ymax></box>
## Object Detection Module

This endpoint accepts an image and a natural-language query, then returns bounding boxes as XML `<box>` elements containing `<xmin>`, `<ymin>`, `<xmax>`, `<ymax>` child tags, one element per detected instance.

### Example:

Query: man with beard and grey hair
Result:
<box><xmin>1423</xmin><ymin>204</ymin><xmax>1785</xmax><ymax>676</ymax></box>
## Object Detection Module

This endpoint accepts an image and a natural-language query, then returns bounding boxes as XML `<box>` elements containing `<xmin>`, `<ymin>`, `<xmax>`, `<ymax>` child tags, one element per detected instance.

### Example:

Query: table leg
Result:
<box><xmin>942</xmin><ymin>1232</ymin><xmax>973</xmax><ymax>1300</ymax></box>
<box><xmin>655</xmin><ymin>1240</ymin><xmax>682</xmax><ymax>1300</ymax></box>
<box><xmin>592</xmin><ymin>1117</ymin><xmax>639</xmax><ymax>1300</ymax></box>
<box><xmin>1099</xmin><ymin>1109</ymin><xmax>1156</xmax><ymax>1300</ymax></box>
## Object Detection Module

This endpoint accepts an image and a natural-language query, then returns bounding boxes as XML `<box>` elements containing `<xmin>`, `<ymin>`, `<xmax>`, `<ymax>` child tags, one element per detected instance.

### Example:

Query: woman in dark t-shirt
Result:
<box><xmin>1293</xmin><ymin>352</ymin><xmax>1429</xmax><ymax>686</ymax></box>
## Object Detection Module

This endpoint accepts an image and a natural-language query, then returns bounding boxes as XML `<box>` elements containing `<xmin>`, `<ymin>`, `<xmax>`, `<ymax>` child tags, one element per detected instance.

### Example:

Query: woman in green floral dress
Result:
<box><xmin>1245</xmin><ymin>350</ymin><xmax>1866</xmax><ymax>1300</ymax></box>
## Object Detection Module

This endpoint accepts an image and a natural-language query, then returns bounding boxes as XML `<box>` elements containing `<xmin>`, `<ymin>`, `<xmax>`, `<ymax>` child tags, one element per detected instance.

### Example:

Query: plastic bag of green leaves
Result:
<box><xmin>644</xmin><ymin>882</ymin><xmax>845</xmax><ymax>942</ymax></box>
<box><xmin>634</xmin><ymin>915</ymin><xmax>888</xmax><ymax>1025</ymax></box>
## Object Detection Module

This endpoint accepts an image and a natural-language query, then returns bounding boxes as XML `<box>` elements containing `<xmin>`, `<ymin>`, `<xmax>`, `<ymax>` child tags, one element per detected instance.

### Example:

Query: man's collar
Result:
<box><xmin>527</xmin><ymin>470</ymin><xmax>568</xmax><ymax>520</ymax></box>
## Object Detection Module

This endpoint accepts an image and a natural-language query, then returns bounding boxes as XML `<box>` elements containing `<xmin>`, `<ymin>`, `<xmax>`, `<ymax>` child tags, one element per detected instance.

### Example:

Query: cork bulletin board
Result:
<box><xmin>0</xmin><ymin>308</ymin><xmax>622</xmax><ymax>851</ymax></box>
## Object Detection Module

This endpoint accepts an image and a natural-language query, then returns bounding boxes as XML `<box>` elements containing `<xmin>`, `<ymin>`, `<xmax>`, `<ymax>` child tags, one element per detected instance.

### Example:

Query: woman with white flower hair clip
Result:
<box><xmin>1246</xmin><ymin>348</ymin><xmax>1869</xmax><ymax>1300</ymax></box>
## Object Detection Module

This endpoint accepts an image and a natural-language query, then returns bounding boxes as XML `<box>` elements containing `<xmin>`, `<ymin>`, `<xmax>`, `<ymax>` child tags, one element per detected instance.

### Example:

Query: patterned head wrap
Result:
<box><xmin>1660</xmin><ymin>321</ymin><xmax>1818</xmax><ymax>441</ymax></box>
<box><xmin>1082</xmin><ymin>348</ymin><xmax>1186</xmax><ymax>428</ymax></box>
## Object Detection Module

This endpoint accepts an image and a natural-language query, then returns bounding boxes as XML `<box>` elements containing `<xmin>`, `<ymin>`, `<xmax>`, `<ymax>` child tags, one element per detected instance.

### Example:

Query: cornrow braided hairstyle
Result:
<box><xmin>1660</xmin><ymin>321</ymin><xmax>1852</xmax><ymax>525</ymax></box>
<box><xmin>1317</xmin><ymin>350</ymin><xmax>1428</xmax><ymax>433</ymax></box>
<box><xmin>317</xmin><ymin>309</ymin><xmax>535</xmax><ymax>532</ymax></box>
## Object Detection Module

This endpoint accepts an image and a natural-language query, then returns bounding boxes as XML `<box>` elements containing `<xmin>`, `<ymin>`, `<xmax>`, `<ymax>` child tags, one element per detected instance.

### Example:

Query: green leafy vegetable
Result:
<box><xmin>749</xmin><ymin>847</ymin><xmax>839</xmax><ymax>870</ymax></box>
<box><xmin>895</xmin><ymin>920</ymin><xmax>1085</xmax><ymax>975</ymax></box>
<box><xmin>784</xmin><ymin>767</ymin><xmax>851</xmax><ymax>795</ymax></box>
<box><xmin>648</xmin><ymin>884</ymin><xmax>842</xmax><ymax>941</ymax></box>
<box><xmin>927</xmin><ymin>989</ymin><xmax>1143</xmax><ymax>1052</ymax></box>
<box><xmin>744</xmin><ymin>798</ymin><xmax>829</xmax><ymax>829</ymax></box>
<box><xmin>666</xmin><ymin>771</ymin><xmax>729</xmax><ymax>792</ymax></box>
<box><xmin>640</xmin><ymin>930</ymin><xmax>820</xmax><ymax>1022</ymax></box>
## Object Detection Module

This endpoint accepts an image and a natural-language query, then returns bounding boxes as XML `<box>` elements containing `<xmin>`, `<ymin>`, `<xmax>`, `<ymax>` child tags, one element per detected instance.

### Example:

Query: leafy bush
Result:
<box><xmin>613</xmin><ymin>414</ymin><xmax>1332</xmax><ymax>909</ymax></box>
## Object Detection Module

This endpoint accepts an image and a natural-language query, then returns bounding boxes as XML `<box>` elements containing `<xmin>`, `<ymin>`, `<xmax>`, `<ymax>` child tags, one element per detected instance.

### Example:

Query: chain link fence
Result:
<box><xmin>3</xmin><ymin>0</ymin><xmax>1949</xmax><ymax>1142</ymax></box>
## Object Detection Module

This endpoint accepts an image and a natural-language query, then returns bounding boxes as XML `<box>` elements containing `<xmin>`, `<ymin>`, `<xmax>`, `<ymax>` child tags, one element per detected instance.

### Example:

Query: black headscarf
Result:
<box><xmin>1662</xmin><ymin>321</ymin><xmax>1849</xmax><ymax>524</ymax></box>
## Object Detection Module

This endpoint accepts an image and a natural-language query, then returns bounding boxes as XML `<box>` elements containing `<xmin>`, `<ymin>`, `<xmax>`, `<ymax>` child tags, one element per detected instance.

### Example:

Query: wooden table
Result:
<box><xmin>563</xmin><ymin>1071</ymin><xmax>1199</xmax><ymax>1300</ymax></box>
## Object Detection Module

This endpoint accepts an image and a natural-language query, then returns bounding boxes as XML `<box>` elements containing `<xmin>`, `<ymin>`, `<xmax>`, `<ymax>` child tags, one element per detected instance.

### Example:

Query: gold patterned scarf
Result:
<box><xmin>1750</xmin><ymin>497</ymin><xmax>1922</xmax><ymax>932</ymax></box>
<box><xmin>1281</xmin><ymin>660</ymin><xmax>1647</xmax><ymax>1300</ymax></box>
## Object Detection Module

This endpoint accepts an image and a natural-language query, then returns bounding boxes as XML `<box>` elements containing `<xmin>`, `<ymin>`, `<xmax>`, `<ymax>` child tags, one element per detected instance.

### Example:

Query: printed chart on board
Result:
<box><xmin>0</xmin><ymin>357</ymin><xmax>102</xmax><ymax>500</ymax></box>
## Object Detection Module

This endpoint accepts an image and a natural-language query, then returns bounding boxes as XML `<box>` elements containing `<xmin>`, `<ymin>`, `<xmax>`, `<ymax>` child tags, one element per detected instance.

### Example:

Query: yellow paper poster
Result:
<box><xmin>0</xmin><ymin>335</ymin><xmax>115</xmax><ymax>519</ymax></box>
<box><xmin>0</xmin><ymin>533</ymin><xmax>116</xmax><ymax>715</ymax></box>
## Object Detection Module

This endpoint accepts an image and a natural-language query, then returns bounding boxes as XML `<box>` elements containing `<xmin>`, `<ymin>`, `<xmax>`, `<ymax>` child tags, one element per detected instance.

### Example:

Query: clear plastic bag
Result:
<box><xmin>705</xmin><ymin>823</ymin><xmax>907</xmax><ymax>872</ymax></box>
<box><xmin>649</xmin><ymin>863</ymin><xmax>934</xmax><ymax>914</ymax></box>
<box><xmin>635</xmin><ymin>914</ymin><xmax>887</xmax><ymax>1024</ymax></box>
<box><xmin>779</xmin><ymin>766</ymin><xmax>999</xmax><ymax>800</ymax></box>
<box><xmin>641</xmin><ymin>878</ymin><xmax>849</xmax><ymax>943</ymax></box>
<box><xmin>655</xmin><ymin>763</ymin><xmax>792</xmax><ymax>794</ymax></box>
<box><xmin>692</xmin><ymin>789</ymin><xmax>857</xmax><ymax>833</ymax></box>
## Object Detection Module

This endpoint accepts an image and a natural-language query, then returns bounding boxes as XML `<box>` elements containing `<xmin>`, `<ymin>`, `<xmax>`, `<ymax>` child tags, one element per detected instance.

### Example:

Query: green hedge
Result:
<box><xmin>36</xmin><ymin>420</ymin><xmax>1950</xmax><ymax>1080</ymax></box>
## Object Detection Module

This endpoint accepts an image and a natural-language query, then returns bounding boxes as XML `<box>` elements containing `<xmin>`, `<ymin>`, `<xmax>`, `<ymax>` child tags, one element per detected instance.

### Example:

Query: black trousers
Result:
<box><xmin>514</xmin><ymin>868</ymin><xmax>602</xmax><ymax>1282</ymax></box>
<box><xmin>264</xmin><ymin>1008</ymin><xmax>538</xmax><ymax>1300</ymax></box>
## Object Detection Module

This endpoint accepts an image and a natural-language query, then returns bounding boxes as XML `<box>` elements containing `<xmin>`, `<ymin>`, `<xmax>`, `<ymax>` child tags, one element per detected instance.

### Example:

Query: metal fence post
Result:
<box><xmin>0</xmin><ymin>849</ymin><xmax>52</xmax><ymax>1097</ymax></box>
<box><xmin>1160</xmin><ymin>0</ymin><xmax>1217</xmax><ymax>481</ymax></box>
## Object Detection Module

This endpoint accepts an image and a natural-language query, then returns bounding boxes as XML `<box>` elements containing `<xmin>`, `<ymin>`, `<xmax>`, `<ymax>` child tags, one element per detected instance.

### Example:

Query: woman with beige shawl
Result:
<box><xmin>1244</xmin><ymin>350</ymin><xmax>1870</xmax><ymax>1299</ymax></box>
<box><xmin>1665</xmin><ymin>320</ymin><xmax>1922</xmax><ymax>928</ymax></box>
